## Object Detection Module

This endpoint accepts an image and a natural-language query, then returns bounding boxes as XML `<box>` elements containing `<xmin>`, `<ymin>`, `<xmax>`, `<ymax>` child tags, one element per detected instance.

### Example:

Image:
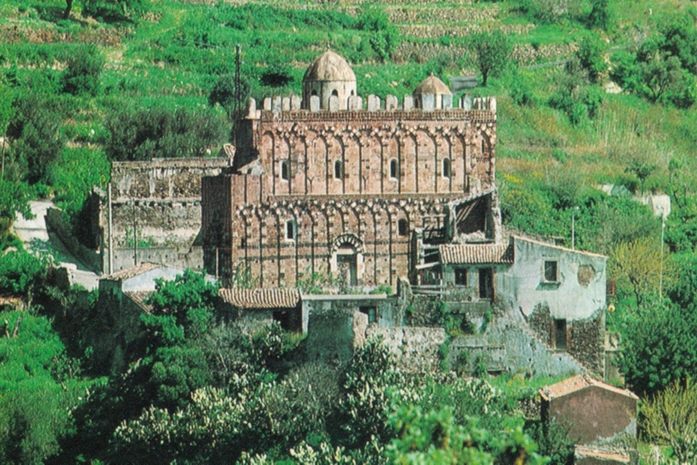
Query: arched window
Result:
<box><xmin>331</xmin><ymin>89</ymin><xmax>339</xmax><ymax>97</ymax></box>
<box><xmin>398</xmin><ymin>219</ymin><xmax>409</xmax><ymax>237</ymax></box>
<box><xmin>389</xmin><ymin>159</ymin><xmax>398</xmax><ymax>179</ymax></box>
<box><xmin>311</xmin><ymin>89</ymin><xmax>318</xmax><ymax>97</ymax></box>
<box><xmin>280</xmin><ymin>160</ymin><xmax>289</xmax><ymax>180</ymax></box>
<box><xmin>285</xmin><ymin>219</ymin><xmax>296</xmax><ymax>241</ymax></box>
<box><xmin>442</xmin><ymin>157</ymin><xmax>451</xmax><ymax>178</ymax></box>
<box><xmin>334</xmin><ymin>160</ymin><xmax>343</xmax><ymax>179</ymax></box>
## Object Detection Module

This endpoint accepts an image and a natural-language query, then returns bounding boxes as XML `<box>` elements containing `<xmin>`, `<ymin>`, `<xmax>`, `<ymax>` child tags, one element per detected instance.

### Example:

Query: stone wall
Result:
<box><xmin>366</xmin><ymin>326</ymin><xmax>446</xmax><ymax>373</ymax></box>
<box><xmin>99</xmin><ymin>157</ymin><xmax>233</xmax><ymax>274</ymax></box>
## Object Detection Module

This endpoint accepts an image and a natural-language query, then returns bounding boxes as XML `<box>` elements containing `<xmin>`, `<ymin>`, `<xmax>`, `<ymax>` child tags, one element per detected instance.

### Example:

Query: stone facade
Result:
<box><xmin>202</xmin><ymin>51</ymin><xmax>497</xmax><ymax>288</ymax></box>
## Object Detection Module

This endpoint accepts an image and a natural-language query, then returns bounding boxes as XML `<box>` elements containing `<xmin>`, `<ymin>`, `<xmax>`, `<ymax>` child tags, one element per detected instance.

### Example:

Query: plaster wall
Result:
<box><xmin>498</xmin><ymin>237</ymin><xmax>606</xmax><ymax>320</ymax></box>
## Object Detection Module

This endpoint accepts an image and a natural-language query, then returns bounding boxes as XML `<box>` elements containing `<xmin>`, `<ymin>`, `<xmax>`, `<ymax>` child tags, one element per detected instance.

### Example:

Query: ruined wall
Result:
<box><xmin>366</xmin><ymin>326</ymin><xmax>446</xmax><ymax>373</ymax></box>
<box><xmin>100</xmin><ymin>157</ymin><xmax>232</xmax><ymax>273</ymax></box>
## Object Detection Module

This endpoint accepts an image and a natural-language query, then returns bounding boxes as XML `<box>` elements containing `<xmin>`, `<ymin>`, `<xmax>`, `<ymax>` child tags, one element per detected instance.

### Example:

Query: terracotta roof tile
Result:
<box><xmin>105</xmin><ymin>263</ymin><xmax>160</xmax><ymax>281</ymax></box>
<box><xmin>124</xmin><ymin>291</ymin><xmax>153</xmax><ymax>313</ymax></box>
<box><xmin>539</xmin><ymin>374</ymin><xmax>638</xmax><ymax>401</ymax></box>
<box><xmin>218</xmin><ymin>288</ymin><xmax>300</xmax><ymax>309</ymax></box>
<box><xmin>438</xmin><ymin>243</ymin><xmax>513</xmax><ymax>265</ymax></box>
<box><xmin>575</xmin><ymin>446</ymin><xmax>631</xmax><ymax>463</ymax></box>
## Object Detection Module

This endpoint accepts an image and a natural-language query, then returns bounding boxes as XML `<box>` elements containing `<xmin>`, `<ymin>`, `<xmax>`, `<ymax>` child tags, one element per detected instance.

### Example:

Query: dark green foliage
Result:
<box><xmin>471</xmin><ymin>30</ymin><xmax>512</xmax><ymax>86</ymax></box>
<box><xmin>61</xmin><ymin>44</ymin><xmax>104</xmax><ymax>96</ymax></box>
<box><xmin>105</xmin><ymin>104</ymin><xmax>228</xmax><ymax>161</ymax></box>
<box><xmin>357</xmin><ymin>7</ymin><xmax>400</xmax><ymax>63</ymax></box>
<box><xmin>386</xmin><ymin>405</ymin><xmax>547</xmax><ymax>464</ymax></box>
<box><xmin>587</xmin><ymin>0</ymin><xmax>611</xmax><ymax>30</ymax></box>
<box><xmin>549</xmin><ymin>62</ymin><xmax>604</xmax><ymax>125</ymax></box>
<box><xmin>6</xmin><ymin>94</ymin><xmax>64</xmax><ymax>184</ymax></box>
<box><xmin>527</xmin><ymin>419</ymin><xmax>575</xmax><ymax>465</ymax></box>
<box><xmin>519</xmin><ymin>0</ymin><xmax>581</xmax><ymax>24</ymax></box>
<box><xmin>0</xmin><ymin>310</ymin><xmax>93</xmax><ymax>465</ymax></box>
<box><xmin>509</xmin><ymin>70</ymin><xmax>536</xmax><ymax>106</ymax></box>
<box><xmin>660</xmin><ymin>15</ymin><xmax>697</xmax><ymax>73</ymax></box>
<box><xmin>576</xmin><ymin>35</ymin><xmax>607</xmax><ymax>83</ymax></box>
<box><xmin>0</xmin><ymin>179</ymin><xmax>31</xmax><ymax>223</ymax></box>
<box><xmin>208</xmin><ymin>73</ymin><xmax>251</xmax><ymax>120</ymax></box>
<box><xmin>0</xmin><ymin>249</ymin><xmax>48</xmax><ymax>298</ymax></box>
<box><xmin>618</xmin><ymin>302</ymin><xmax>697</xmax><ymax>397</ymax></box>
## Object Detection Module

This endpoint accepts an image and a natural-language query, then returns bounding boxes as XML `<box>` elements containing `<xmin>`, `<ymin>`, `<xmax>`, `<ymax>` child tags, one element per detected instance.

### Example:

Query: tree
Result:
<box><xmin>61</xmin><ymin>45</ymin><xmax>105</xmax><ymax>96</ymax></box>
<box><xmin>611</xmin><ymin>237</ymin><xmax>666</xmax><ymax>308</ymax></box>
<box><xmin>208</xmin><ymin>74</ymin><xmax>251</xmax><ymax>121</ymax></box>
<box><xmin>618</xmin><ymin>302</ymin><xmax>697</xmax><ymax>397</ymax></box>
<box><xmin>471</xmin><ymin>30</ymin><xmax>512</xmax><ymax>87</ymax></box>
<box><xmin>0</xmin><ymin>83</ymin><xmax>14</xmax><ymax>181</ymax></box>
<box><xmin>576</xmin><ymin>35</ymin><xmax>607</xmax><ymax>83</ymax></box>
<box><xmin>6</xmin><ymin>94</ymin><xmax>64</xmax><ymax>185</ymax></box>
<box><xmin>642</xmin><ymin>379</ymin><xmax>697</xmax><ymax>464</ymax></box>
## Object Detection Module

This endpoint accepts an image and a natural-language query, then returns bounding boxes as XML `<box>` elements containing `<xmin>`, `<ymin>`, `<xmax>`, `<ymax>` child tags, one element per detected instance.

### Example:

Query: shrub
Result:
<box><xmin>0</xmin><ymin>249</ymin><xmax>48</xmax><ymax>299</ymax></box>
<box><xmin>576</xmin><ymin>36</ymin><xmax>607</xmax><ymax>83</ymax></box>
<box><xmin>61</xmin><ymin>44</ymin><xmax>104</xmax><ymax>96</ymax></box>
<box><xmin>642</xmin><ymin>379</ymin><xmax>697</xmax><ymax>464</ymax></box>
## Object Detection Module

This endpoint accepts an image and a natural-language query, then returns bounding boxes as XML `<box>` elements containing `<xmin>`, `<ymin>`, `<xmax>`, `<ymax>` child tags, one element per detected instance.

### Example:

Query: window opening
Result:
<box><xmin>398</xmin><ymin>219</ymin><xmax>409</xmax><ymax>237</ymax></box>
<box><xmin>544</xmin><ymin>261</ymin><xmax>559</xmax><ymax>283</ymax></box>
<box><xmin>334</xmin><ymin>160</ymin><xmax>343</xmax><ymax>179</ymax></box>
<box><xmin>442</xmin><ymin>157</ymin><xmax>451</xmax><ymax>178</ymax></box>
<box><xmin>455</xmin><ymin>268</ymin><xmax>467</xmax><ymax>286</ymax></box>
<box><xmin>285</xmin><ymin>220</ymin><xmax>295</xmax><ymax>241</ymax></box>
<box><xmin>280</xmin><ymin>160</ymin><xmax>289</xmax><ymax>180</ymax></box>
<box><xmin>389</xmin><ymin>159</ymin><xmax>398</xmax><ymax>179</ymax></box>
<box><xmin>554</xmin><ymin>319</ymin><xmax>567</xmax><ymax>350</ymax></box>
<box><xmin>360</xmin><ymin>306</ymin><xmax>378</xmax><ymax>324</ymax></box>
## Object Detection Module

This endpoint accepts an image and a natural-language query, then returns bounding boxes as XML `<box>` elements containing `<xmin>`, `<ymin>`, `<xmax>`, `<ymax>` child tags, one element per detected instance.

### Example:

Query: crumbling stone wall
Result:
<box><xmin>366</xmin><ymin>326</ymin><xmax>446</xmax><ymax>373</ymax></box>
<box><xmin>99</xmin><ymin>157</ymin><xmax>232</xmax><ymax>273</ymax></box>
<box><xmin>568</xmin><ymin>310</ymin><xmax>605</xmax><ymax>375</ymax></box>
<box><xmin>203</xmin><ymin>99</ymin><xmax>496</xmax><ymax>287</ymax></box>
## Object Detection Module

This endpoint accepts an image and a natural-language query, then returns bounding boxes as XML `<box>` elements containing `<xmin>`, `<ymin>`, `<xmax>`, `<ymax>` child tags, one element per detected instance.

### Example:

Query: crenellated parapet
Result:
<box><xmin>253</xmin><ymin>93</ymin><xmax>496</xmax><ymax>119</ymax></box>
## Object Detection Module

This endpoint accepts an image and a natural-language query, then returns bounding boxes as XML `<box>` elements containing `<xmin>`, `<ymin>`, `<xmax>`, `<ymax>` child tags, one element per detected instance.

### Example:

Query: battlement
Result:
<box><xmin>247</xmin><ymin>93</ymin><xmax>496</xmax><ymax>120</ymax></box>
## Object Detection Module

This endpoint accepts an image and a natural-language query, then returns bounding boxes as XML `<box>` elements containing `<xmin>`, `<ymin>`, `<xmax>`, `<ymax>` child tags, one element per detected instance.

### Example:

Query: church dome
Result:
<box><xmin>413</xmin><ymin>73</ymin><xmax>451</xmax><ymax>96</ymax></box>
<box><xmin>303</xmin><ymin>50</ymin><xmax>356</xmax><ymax>83</ymax></box>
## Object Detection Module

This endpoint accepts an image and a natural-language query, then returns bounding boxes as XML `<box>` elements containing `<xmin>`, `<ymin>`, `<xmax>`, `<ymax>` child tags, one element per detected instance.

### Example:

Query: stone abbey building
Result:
<box><xmin>201</xmin><ymin>50</ymin><xmax>500</xmax><ymax>287</ymax></box>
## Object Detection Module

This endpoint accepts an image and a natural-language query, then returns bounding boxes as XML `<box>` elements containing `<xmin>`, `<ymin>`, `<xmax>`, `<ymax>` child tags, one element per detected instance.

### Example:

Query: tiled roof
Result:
<box><xmin>438</xmin><ymin>243</ymin><xmax>513</xmax><ymax>265</ymax></box>
<box><xmin>575</xmin><ymin>446</ymin><xmax>631</xmax><ymax>463</ymax></box>
<box><xmin>218</xmin><ymin>288</ymin><xmax>301</xmax><ymax>309</ymax></box>
<box><xmin>124</xmin><ymin>291</ymin><xmax>153</xmax><ymax>313</ymax></box>
<box><xmin>104</xmin><ymin>263</ymin><xmax>160</xmax><ymax>281</ymax></box>
<box><xmin>539</xmin><ymin>374</ymin><xmax>638</xmax><ymax>401</ymax></box>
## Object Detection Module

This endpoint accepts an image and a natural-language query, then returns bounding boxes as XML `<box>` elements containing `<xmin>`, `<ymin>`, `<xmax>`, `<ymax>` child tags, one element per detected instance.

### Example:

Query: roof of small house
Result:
<box><xmin>303</xmin><ymin>50</ymin><xmax>356</xmax><ymax>82</ymax></box>
<box><xmin>218</xmin><ymin>288</ymin><xmax>301</xmax><ymax>309</ymax></box>
<box><xmin>438</xmin><ymin>243</ymin><xmax>513</xmax><ymax>265</ymax></box>
<box><xmin>539</xmin><ymin>374</ymin><xmax>638</xmax><ymax>401</ymax></box>
<box><xmin>104</xmin><ymin>262</ymin><xmax>161</xmax><ymax>281</ymax></box>
<box><xmin>124</xmin><ymin>291</ymin><xmax>154</xmax><ymax>313</ymax></box>
<box><xmin>575</xmin><ymin>446</ymin><xmax>631</xmax><ymax>463</ymax></box>
<box><xmin>413</xmin><ymin>73</ymin><xmax>451</xmax><ymax>96</ymax></box>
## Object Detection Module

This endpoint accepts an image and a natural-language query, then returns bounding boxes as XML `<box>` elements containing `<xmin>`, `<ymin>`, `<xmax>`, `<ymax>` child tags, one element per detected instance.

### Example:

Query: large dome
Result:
<box><xmin>303</xmin><ymin>50</ymin><xmax>356</xmax><ymax>83</ymax></box>
<box><xmin>413</xmin><ymin>73</ymin><xmax>451</xmax><ymax>96</ymax></box>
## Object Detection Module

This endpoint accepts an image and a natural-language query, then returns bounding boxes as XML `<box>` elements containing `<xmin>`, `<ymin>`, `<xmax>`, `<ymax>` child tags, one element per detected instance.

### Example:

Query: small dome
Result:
<box><xmin>304</xmin><ymin>50</ymin><xmax>356</xmax><ymax>83</ymax></box>
<box><xmin>413</xmin><ymin>73</ymin><xmax>451</xmax><ymax>96</ymax></box>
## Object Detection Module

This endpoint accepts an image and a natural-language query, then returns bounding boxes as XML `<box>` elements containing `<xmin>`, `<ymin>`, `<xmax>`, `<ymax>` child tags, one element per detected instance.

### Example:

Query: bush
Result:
<box><xmin>576</xmin><ymin>36</ymin><xmax>607</xmax><ymax>83</ymax></box>
<box><xmin>642</xmin><ymin>379</ymin><xmax>697</xmax><ymax>464</ymax></box>
<box><xmin>61</xmin><ymin>44</ymin><xmax>104</xmax><ymax>96</ymax></box>
<box><xmin>0</xmin><ymin>249</ymin><xmax>48</xmax><ymax>299</ymax></box>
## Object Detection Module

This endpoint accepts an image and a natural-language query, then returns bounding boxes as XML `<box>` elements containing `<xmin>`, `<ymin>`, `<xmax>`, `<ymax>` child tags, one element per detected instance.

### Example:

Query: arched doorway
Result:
<box><xmin>330</xmin><ymin>233</ymin><xmax>364</xmax><ymax>287</ymax></box>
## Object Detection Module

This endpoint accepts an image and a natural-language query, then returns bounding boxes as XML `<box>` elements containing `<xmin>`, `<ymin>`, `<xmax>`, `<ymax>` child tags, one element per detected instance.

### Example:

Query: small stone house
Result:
<box><xmin>217</xmin><ymin>287</ymin><xmax>302</xmax><ymax>333</ymax></box>
<box><xmin>540</xmin><ymin>374</ymin><xmax>638</xmax><ymax>465</ymax></box>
